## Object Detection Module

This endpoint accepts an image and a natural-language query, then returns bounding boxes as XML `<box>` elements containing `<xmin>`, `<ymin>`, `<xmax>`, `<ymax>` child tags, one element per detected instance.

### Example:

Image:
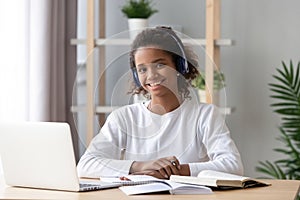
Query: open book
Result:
<box><xmin>100</xmin><ymin>175</ymin><xmax>212</xmax><ymax>195</ymax></box>
<box><xmin>170</xmin><ymin>170</ymin><xmax>271</xmax><ymax>189</ymax></box>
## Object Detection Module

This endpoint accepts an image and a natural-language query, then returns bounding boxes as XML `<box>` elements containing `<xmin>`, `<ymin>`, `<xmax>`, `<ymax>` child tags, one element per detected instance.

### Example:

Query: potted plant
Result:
<box><xmin>256</xmin><ymin>60</ymin><xmax>300</xmax><ymax>180</ymax></box>
<box><xmin>121</xmin><ymin>0</ymin><xmax>158</xmax><ymax>38</ymax></box>
<box><xmin>192</xmin><ymin>71</ymin><xmax>225</xmax><ymax>104</ymax></box>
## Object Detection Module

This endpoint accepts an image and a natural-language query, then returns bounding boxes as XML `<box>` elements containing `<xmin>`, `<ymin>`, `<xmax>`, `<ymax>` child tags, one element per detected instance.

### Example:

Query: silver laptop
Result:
<box><xmin>0</xmin><ymin>122</ymin><xmax>121</xmax><ymax>192</ymax></box>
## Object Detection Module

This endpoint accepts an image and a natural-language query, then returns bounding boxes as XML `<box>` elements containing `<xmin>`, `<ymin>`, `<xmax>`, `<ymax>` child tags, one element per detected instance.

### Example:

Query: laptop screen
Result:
<box><xmin>0</xmin><ymin>122</ymin><xmax>80</xmax><ymax>191</ymax></box>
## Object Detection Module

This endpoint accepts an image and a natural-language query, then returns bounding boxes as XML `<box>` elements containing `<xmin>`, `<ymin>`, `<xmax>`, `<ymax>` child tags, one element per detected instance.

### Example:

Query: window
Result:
<box><xmin>0</xmin><ymin>1</ymin><xmax>28</xmax><ymax>121</ymax></box>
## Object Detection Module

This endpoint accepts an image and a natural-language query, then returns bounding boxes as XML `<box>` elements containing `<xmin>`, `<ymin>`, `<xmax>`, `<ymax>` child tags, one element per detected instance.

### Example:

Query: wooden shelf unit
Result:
<box><xmin>71</xmin><ymin>105</ymin><xmax>234</xmax><ymax>116</ymax></box>
<box><xmin>70</xmin><ymin>38</ymin><xmax>233</xmax><ymax>46</ymax></box>
<box><xmin>71</xmin><ymin>0</ymin><xmax>229</xmax><ymax>144</ymax></box>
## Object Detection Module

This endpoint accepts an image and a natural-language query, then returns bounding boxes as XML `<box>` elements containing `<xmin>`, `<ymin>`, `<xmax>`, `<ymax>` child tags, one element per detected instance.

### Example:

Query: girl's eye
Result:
<box><xmin>137</xmin><ymin>67</ymin><xmax>147</xmax><ymax>74</ymax></box>
<box><xmin>156</xmin><ymin>63</ymin><xmax>166</xmax><ymax>68</ymax></box>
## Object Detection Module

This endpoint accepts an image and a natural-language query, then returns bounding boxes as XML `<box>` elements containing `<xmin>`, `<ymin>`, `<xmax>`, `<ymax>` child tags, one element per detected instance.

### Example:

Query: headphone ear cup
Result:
<box><xmin>177</xmin><ymin>57</ymin><xmax>188</xmax><ymax>75</ymax></box>
<box><xmin>131</xmin><ymin>68</ymin><xmax>142</xmax><ymax>87</ymax></box>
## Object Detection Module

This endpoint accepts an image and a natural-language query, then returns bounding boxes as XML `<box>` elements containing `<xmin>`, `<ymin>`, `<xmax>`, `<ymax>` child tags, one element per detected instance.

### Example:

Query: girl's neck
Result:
<box><xmin>148</xmin><ymin>94</ymin><xmax>183</xmax><ymax>115</ymax></box>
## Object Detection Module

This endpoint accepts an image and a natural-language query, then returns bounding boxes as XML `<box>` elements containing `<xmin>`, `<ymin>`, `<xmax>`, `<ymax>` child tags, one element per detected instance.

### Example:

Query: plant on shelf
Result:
<box><xmin>192</xmin><ymin>71</ymin><xmax>225</xmax><ymax>103</ymax></box>
<box><xmin>121</xmin><ymin>0</ymin><xmax>158</xmax><ymax>19</ymax></box>
<box><xmin>256</xmin><ymin>60</ymin><xmax>300</xmax><ymax>181</ymax></box>
<box><xmin>121</xmin><ymin>0</ymin><xmax>158</xmax><ymax>39</ymax></box>
<box><xmin>192</xmin><ymin>71</ymin><xmax>225</xmax><ymax>90</ymax></box>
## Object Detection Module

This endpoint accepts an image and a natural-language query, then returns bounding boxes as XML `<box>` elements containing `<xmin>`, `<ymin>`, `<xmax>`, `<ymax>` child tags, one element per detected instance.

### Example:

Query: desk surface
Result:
<box><xmin>0</xmin><ymin>176</ymin><xmax>299</xmax><ymax>200</ymax></box>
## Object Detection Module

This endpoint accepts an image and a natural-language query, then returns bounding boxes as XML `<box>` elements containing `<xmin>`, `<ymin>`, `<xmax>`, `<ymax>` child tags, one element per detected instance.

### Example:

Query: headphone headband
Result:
<box><xmin>156</xmin><ymin>26</ymin><xmax>189</xmax><ymax>74</ymax></box>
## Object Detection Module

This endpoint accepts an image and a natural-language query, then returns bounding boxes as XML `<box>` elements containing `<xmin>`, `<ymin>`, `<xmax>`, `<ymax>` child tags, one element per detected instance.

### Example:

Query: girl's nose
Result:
<box><xmin>147</xmin><ymin>66</ymin><xmax>158</xmax><ymax>78</ymax></box>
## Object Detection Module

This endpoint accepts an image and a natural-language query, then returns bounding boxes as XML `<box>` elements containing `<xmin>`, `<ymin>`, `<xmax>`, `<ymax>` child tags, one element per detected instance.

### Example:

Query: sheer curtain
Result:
<box><xmin>0</xmin><ymin>0</ymin><xmax>78</xmax><ymax>158</ymax></box>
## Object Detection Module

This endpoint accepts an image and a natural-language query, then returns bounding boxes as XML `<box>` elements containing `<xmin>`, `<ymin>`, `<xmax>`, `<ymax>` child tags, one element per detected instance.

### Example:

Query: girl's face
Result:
<box><xmin>134</xmin><ymin>47</ymin><xmax>179</xmax><ymax>98</ymax></box>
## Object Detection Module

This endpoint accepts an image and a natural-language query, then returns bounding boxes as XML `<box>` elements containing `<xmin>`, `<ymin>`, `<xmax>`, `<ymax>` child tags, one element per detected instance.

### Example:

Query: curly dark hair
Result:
<box><xmin>128</xmin><ymin>26</ymin><xmax>199</xmax><ymax>99</ymax></box>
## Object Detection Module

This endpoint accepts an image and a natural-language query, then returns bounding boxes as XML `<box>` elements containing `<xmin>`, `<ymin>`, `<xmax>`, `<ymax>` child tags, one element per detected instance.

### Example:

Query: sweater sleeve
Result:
<box><xmin>188</xmin><ymin>105</ymin><xmax>244</xmax><ymax>176</ymax></box>
<box><xmin>77</xmin><ymin>112</ymin><xmax>135</xmax><ymax>178</ymax></box>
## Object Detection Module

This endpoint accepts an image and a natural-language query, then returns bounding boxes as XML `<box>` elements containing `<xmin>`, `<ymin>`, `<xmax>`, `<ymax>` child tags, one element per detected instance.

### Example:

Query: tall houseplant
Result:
<box><xmin>121</xmin><ymin>0</ymin><xmax>158</xmax><ymax>39</ymax></box>
<box><xmin>256</xmin><ymin>60</ymin><xmax>300</xmax><ymax>180</ymax></box>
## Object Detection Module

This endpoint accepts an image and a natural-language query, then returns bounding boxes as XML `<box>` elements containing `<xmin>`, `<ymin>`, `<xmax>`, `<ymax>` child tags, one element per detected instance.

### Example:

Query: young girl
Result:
<box><xmin>77</xmin><ymin>26</ymin><xmax>243</xmax><ymax>179</ymax></box>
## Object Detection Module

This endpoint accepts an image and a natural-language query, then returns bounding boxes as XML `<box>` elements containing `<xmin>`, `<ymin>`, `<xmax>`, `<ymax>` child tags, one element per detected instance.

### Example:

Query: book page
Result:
<box><xmin>170</xmin><ymin>175</ymin><xmax>219</xmax><ymax>187</ymax></box>
<box><xmin>164</xmin><ymin>180</ymin><xmax>213</xmax><ymax>195</ymax></box>
<box><xmin>119</xmin><ymin>180</ymin><xmax>213</xmax><ymax>195</ymax></box>
<box><xmin>198</xmin><ymin>170</ymin><xmax>249</xmax><ymax>181</ymax></box>
<box><xmin>119</xmin><ymin>182</ymin><xmax>171</xmax><ymax>195</ymax></box>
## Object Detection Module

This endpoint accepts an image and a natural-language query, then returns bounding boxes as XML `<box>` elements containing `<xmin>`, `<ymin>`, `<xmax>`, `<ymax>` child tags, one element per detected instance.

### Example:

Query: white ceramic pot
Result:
<box><xmin>198</xmin><ymin>89</ymin><xmax>219</xmax><ymax>104</ymax></box>
<box><xmin>128</xmin><ymin>18</ymin><xmax>148</xmax><ymax>39</ymax></box>
<box><xmin>198</xmin><ymin>90</ymin><xmax>207</xmax><ymax>103</ymax></box>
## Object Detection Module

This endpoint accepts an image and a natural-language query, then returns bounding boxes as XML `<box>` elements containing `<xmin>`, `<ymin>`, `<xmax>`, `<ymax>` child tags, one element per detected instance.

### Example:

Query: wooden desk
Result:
<box><xmin>0</xmin><ymin>175</ymin><xmax>299</xmax><ymax>200</ymax></box>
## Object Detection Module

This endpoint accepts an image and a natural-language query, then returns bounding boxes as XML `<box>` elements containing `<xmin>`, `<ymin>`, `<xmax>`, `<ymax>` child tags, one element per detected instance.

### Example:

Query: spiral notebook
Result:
<box><xmin>101</xmin><ymin>175</ymin><xmax>168</xmax><ymax>186</ymax></box>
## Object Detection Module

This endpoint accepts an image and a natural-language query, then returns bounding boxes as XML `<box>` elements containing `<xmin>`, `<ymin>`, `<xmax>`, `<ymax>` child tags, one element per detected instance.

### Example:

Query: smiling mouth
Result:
<box><xmin>147</xmin><ymin>80</ymin><xmax>164</xmax><ymax>87</ymax></box>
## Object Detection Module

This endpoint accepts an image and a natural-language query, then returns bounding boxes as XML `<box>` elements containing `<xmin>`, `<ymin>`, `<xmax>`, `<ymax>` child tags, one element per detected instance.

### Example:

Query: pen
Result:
<box><xmin>120</xmin><ymin>135</ymin><xmax>127</xmax><ymax>160</ymax></box>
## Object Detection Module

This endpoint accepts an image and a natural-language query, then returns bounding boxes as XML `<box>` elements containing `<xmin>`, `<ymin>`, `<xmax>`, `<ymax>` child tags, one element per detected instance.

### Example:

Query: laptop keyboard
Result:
<box><xmin>80</xmin><ymin>183</ymin><xmax>101</xmax><ymax>187</ymax></box>
<box><xmin>79</xmin><ymin>182</ymin><xmax>121</xmax><ymax>192</ymax></box>
<box><xmin>80</xmin><ymin>183</ymin><xmax>104</xmax><ymax>191</ymax></box>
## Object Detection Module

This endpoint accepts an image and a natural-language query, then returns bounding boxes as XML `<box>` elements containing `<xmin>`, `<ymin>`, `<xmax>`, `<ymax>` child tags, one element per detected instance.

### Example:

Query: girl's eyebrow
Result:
<box><xmin>137</xmin><ymin>58</ymin><xmax>166</xmax><ymax>67</ymax></box>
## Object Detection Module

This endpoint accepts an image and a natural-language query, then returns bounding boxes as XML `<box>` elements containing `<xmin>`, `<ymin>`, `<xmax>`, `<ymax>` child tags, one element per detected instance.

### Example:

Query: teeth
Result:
<box><xmin>149</xmin><ymin>81</ymin><xmax>162</xmax><ymax>86</ymax></box>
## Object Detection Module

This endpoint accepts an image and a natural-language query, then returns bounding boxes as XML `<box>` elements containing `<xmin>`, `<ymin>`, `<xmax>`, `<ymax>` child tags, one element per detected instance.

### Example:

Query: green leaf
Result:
<box><xmin>256</xmin><ymin>60</ymin><xmax>300</xmax><ymax>180</ymax></box>
<box><xmin>274</xmin><ymin>148</ymin><xmax>291</xmax><ymax>154</ymax></box>
<box><xmin>271</xmin><ymin>102</ymin><xmax>299</xmax><ymax>108</ymax></box>
<box><xmin>277</xmin><ymin>64</ymin><xmax>289</xmax><ymax>81</ymax></box>
<box><xmin>256</xmin><ymin>161</ymin><xmax>286</xmax><ymax>179</ymax></box>
<box><xmin>290</xmin><ymin>60</ymin><xmax>294</xmax><ymax>83</ymax></box>
<box><xmin>274</xmin><ymin>108</ymin><xmax>300</xmax><ymax>115</ymax></box>
<box><xmin>270</xmin><ymin>88</ymin><xmax>295</xmax><ymax>97</ymax></box>
<box><xmin>282</xmin><ymin>117</ymin><xmax>300</xmax><ymax>121</ymax></box>
<box><xmin>256</xmin><ymin>161</ymin><xmax>278</xmax><ymax>178</ymax></box>
<box><xmin>269</xmin><ymin>83</ymin><xmax>293</xmax><ymax>92</ymax></box>
<box><xmin>282</xmin><ymin>122</ymin><xmax>300</xmax><ymax>128</ymax></box>
<box><xmin>270</xmin><ymin>95</ymin><xmax>296</xmax><ymax>102</ymax></box>
<box><xmin>294</xmin><ymin>62</ymin><xmax>300</xmax><ymax>93</ymax></box>
<box><xmin>276</xmin><ymin>159</ymin><xmax>292</xmax><ymax>164</ymax></box>
<box><xmin>272</xmin><ymin>75</ymin><xmax>291</xmax><ymax>88</ymax></box>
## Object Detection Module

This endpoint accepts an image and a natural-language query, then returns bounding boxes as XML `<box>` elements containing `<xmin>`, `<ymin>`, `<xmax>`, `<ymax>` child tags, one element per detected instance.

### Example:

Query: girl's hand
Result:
<box><xmin>129</xmin><ymin>156</ymin><xmax>181</xmax><ymax>179</ymax></box>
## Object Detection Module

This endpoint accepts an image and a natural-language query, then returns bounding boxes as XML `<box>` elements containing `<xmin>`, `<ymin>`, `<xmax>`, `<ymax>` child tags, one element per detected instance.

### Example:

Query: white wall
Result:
<box><xmin>221</xmin><ymin>0</ymin><xmax>300</xmax><ymax>177</ymax></box>
<box><xmin>77</xmin><ymin>0</ymin><xmax>300</xmax><ymax>177</ymax></box>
